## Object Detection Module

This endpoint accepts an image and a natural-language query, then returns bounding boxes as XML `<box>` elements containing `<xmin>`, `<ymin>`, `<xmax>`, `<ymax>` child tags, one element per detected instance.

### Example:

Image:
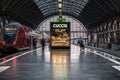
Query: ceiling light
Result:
<box><xmin>58</xmin><ymin>3</ymin><xmax>62</xmax><ymax>8</ymax></box>
<box><xmin>58</xmin><ymin>0</ymin><xmax>62</xmax><ymax>3</ymax></box>
<box><xmin>59</xmin><ymin>9</ymin><xmax>62</xmax><ymax>12</ymax></box>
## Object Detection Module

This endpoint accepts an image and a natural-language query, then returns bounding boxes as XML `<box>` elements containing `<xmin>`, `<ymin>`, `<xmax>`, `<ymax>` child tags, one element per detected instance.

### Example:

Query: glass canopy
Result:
<box><xmin>36</xmin><ymin>15</ymin><xmax>87</xmax><ymax>39</ymax></box>
<box><xmin>33</xmin><ymin>0</ymin><xmax>89</xmax><ymax>17</ymax></box>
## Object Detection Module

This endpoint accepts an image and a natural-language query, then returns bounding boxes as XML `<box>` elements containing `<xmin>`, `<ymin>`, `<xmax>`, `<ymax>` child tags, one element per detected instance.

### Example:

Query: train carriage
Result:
<box><xmin>0</xmin><ymin>22</ymin><xmax>31</xmax><ymax>53</ymax></box>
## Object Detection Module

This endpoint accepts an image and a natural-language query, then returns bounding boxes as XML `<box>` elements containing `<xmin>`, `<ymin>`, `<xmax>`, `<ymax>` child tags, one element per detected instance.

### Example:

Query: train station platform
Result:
<box><xmin>0</xmin><ymin>44</ymin><xmax>120</xmax><ymax>80</ymax></box>
<box><xmin>86</xmin><ymin>46</ymin><xmax>120</xmax><ymax>58</ymax></box>
<box><xmin>74</xmin><ymin>44</ymin><xmax>120</xmax><ymax>62</ymax></box>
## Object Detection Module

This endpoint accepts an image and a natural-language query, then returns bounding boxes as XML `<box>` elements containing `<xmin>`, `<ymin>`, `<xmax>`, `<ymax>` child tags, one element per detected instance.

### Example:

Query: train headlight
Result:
<box><xmin>13</xmin><ymin>40</ymin><xmax>16</xmax><ymax>45</ymax></box>
<box><xmin>2</xmin><ymin>41</ymin><xmax>6</xmax><ymax>45</ymax></box>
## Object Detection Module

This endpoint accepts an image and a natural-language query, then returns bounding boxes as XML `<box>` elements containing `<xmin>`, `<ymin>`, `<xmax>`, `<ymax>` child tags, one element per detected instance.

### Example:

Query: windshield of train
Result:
<box><xmin>3</xmin><ymin>25</ymin><xmax>18</xmax><ymax>43</ymax></box>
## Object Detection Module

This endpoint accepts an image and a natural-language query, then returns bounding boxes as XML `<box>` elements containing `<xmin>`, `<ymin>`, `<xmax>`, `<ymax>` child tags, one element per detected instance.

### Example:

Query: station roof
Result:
<box><xmin>0</xmin><ymin>0</ymin><xmax>119</xmax><ymax>29</ymax></box>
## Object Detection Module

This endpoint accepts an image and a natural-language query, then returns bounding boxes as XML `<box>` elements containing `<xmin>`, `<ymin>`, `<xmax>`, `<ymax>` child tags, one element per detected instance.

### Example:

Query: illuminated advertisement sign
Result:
<box><xmin>53</xmin><ymin>24</ymin><xmax>68</xmax><ymax>28</ymax></box>
<box><xmin>57</xmin><ymin>18</ymin><xmax>66</xmax><ymax>22</ymax></box>
<box><xmin>51</xmin><ymin>22</ymin><xmax>70</xmax><ymax>48</ymax></box>
<box><xmin>5</xmin><ymin>28</ymin><xmax>17</xmax><ymax>31</ymax></box>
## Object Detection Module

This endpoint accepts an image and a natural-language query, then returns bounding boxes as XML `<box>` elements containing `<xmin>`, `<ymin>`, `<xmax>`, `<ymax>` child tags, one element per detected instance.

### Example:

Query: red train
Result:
<box><xmin>0</xmin><ymin>22</ymin><xmax>31</xmax><ymax>53</ymax></box>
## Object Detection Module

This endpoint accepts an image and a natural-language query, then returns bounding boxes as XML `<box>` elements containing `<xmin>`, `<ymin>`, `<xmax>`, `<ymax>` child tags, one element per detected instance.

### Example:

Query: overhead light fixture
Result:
<box><xmin>58</xmin><ymin>0</ymin><xmax>62</xmax><ymax>3</ymax></box>
<box><xmin>59</xmin><ymin>9</ymin><xmax>62</xmax><ymax>12</ymax></box>
<box><xmin>58</xmin><ymin>0</ymin><xmax>63</xmax><ymax>19</ymax></box>
<box><xmin>58</xmin><ymin>3</ymin><xmax>62</xmax><ymax>8</ymax></box>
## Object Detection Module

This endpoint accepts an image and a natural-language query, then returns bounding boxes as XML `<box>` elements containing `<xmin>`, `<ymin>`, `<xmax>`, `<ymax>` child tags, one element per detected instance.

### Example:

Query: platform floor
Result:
<box><xmin>0</xmin><ymin>45</ymin><xmax>120</xmax><ymax>80</ymax></box>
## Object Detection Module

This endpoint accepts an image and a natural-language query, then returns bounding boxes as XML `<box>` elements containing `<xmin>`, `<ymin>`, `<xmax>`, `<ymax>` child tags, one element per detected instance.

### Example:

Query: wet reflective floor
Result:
<box><xmin>0</xmin><ymin>45</ymin><xmax>120</xmax><ymax>80</ymax></box>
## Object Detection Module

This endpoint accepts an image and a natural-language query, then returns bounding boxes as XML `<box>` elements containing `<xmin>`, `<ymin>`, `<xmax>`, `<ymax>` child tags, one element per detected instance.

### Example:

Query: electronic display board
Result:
<box><xmin>50</xmin><ymin>22</ymin><xmax>70</xmax><ymax>49</ymax></box>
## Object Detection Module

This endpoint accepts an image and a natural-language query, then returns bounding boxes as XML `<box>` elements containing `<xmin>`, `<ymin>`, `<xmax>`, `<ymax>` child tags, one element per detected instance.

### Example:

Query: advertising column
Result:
<box><xmin>50</xmin><ymin>22</ymin><xmax>70</xmax><ymax>49</ymax></box>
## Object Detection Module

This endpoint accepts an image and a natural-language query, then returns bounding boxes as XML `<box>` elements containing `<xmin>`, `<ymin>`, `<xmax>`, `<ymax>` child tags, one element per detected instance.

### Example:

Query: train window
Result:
<box><xmin>3</xmin><ymin>25</ymin><xmax>18</xmax><ymax>43</ymax></box>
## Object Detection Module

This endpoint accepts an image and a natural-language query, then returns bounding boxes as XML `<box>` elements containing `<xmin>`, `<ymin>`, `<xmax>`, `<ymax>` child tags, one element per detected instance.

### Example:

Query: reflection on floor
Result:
<box><xmin>51</xmin><ymin>49</ymin><xmax>70</xmax><ymax>80</ymax></box>
<box><xmin>0</xmin><ymin>45</ymin><xmax>120</xmax><ymax>80</ymax></box>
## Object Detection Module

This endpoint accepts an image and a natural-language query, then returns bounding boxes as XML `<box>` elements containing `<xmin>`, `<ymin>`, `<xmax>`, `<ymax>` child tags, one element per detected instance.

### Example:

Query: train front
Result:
<box><xmin>2</xmin><ymin>24</ymin><xmax>18</xmax><ymax>52</ymax></box>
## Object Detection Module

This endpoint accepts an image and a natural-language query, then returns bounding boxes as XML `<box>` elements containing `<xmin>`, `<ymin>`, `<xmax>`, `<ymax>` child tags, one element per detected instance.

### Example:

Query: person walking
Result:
<box><xmin>78</xmin><ymin>40</ymin><xmax>85</xmax><ymax>50</ymax></box>
<box><xmin>41</xmin><ymin>38</ymin><xmax>45</xmax><ymax>52</ymax></box>
<box><xmin>33</xmin><ymin>37</ymin><xmax>37</xmax><ymax>49</ymax></box>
